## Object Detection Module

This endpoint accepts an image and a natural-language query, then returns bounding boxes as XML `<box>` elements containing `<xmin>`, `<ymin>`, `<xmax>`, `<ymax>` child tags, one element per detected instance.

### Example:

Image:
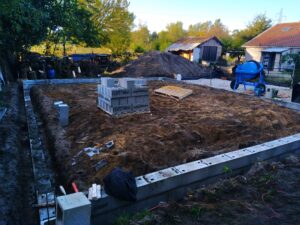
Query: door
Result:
<box><xmin>262</xmin><ymin>53</ymin><xmax>276</xmax><ymax>70</ymax></box>
<box><xmin>202</xmin><ymin>46</ymin><xmax>218</xmax><ymax>61</ymax></box>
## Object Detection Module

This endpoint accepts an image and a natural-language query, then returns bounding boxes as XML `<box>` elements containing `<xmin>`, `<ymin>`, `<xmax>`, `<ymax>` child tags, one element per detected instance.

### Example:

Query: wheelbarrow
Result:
<box><xmin>230</xmin><ymin>60</ymin><xmax>266</xmax><ymax>95</ymax></box>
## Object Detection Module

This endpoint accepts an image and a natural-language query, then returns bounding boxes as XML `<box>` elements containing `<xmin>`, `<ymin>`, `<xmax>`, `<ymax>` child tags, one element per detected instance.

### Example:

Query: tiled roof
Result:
<box><xmin>244</xmin><ymin>22</ymin><xmax>300</xmax><ymax>47</ymax></box>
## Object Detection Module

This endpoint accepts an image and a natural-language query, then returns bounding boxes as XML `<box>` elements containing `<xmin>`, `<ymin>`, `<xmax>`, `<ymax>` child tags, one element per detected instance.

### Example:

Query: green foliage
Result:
<box><xmin>130</xmin><ymin>24</ymin><xmax>151</xmax><ymax>52</ymax></box>
<box><xmin>84</xmin><ymin>0</ymin><xmax>134</xmax><ymax>55</ymax></box>
<box><xmin>190</xmin><ymin>206</ymin><xmax>205</xmax><ymax>218</ymax></box>
<box><xmin>229</xmin><ymin>14</ymin><xmax>272</xmax><ymax>51</ymax></box>
<box><xmin>0</xmin><ymin>0</ymin><xmax>52</xmax><ymax>53</ymax></box>
<box><xmin>187</xmin><ymin>19</ymin><xmax>229</xmax><ymax>39</ymax></box>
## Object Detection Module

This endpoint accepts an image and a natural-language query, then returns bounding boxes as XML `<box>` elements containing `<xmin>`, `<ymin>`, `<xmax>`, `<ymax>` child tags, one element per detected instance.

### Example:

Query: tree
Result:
<box><xmin>0</xmin><ymin>0</ymin><xmax>52</xmax><ymax>53</ymax></box>
<box><xmin>231</xmin><ymin>14</ymin><xmax>272</xmax><ymax>51</ymax></box>
<box><xmin>223</xmin><ymin>14</ymin><xmax>272</xmax><ymax>61</ymax></box>
<box><xmin>187</xmin><ymin>19</ymin><xmax>229</xmax><ymax>39</ymax></box>
<box><xmin>130</xmin><ymin>24</ymin><xmax>151</xmax><ymax>53</ymax></box>
<box><xmin>83</xmin><ymin>0</ymin><xmax>134</xmax><ymax>54</ymax></box>
<box><xmin>156</xmin><ymin>21</ymin><xmax>186</xmax><ymax>51</ymax></box>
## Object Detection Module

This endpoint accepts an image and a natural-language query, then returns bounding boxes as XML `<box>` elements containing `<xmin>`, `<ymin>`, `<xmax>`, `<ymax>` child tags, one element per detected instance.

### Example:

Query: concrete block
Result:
<box><xmin>131</xmin><ymin>87</ymin><xmax>149</xmax><ymax>96</ymax></box>
<box><xmin>119</xmin><ymin>78</ymin><xmax>136</xmax><ymax>89</ymax></box>
<box><xmin>101</xmin><ymin>86</ymin><xmax>131</xmax><ymax>98</ymax></box>
<box><xmin>56</xmin><ymin>192</ymin><xmax>91</xmax><ymax>225</ymax></box>
<box><xmin>134</xmin><ymin>79</ymin><xmax>148</xmax><ymax>87</ymax></box>
<box><xmin>173</xmin><ymin>161</ymin><xmax>208</xmax><ymax>185</ymax></box>
<box><xmin>54</xmin><ymin>101</ymin><xmax>64</xmax><ymax>109</ymax></box>
<box><xmin>129</xmin><ymin>96</ymin><xmax>149</xmax><ymax>106</ymax></box>
<box><xmin>58</xmin><ymin>104</ymin><xmax>69</xmax><ymax>127</ymax></box>
<box><xmin>100</xmin><ymin>77</ymin><xmax>117</xmax><ymax>87</ymax></box>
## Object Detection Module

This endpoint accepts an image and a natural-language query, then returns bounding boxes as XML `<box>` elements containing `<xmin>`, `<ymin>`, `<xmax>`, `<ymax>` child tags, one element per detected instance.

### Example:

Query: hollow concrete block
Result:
<box><xmin>56</xmin><ymin>192</ymin><xmax>91</xmax><ymax>225</ymax></box>
<box><xmin>58</xmin><ymin>104</ymin><xmax>69</xmax><ymax>127</ymax></box>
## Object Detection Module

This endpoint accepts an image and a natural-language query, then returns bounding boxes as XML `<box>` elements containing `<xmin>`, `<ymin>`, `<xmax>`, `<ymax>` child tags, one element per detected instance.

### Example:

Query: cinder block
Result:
<box><xmin>134</xmin><ymin>79</ymin><xmax>148</xmax><ymax>87</ymax></box>
<box><xmin>58</xmin><ymin>104</ymin><xmax>69</xmax><ymax>127</ymax></box>
<box><xmin>130</xmin><ymin>96</ymin><xmax>149</xmax><ymax>106</ymax></box>
<box><xmin>100</xmin><ymin>77</ymin><xmax>117</xmax><ymax>87</ymax></box>
<box><xmin>131</xmin><ymin>87</ymin><xmax>149</xmax><ymax>96</ymax></box>
<box><xmin>101</xmin><ymin>86</ymin><xmax>131</xmax><ymax>98</ymax></box>
<box><xmin>119</xmin><ymin>78</ymin><xmax>136</xmax><ymax>89</ymax></box>
<box><xmin>54</xmin><ymin>101</ymin><xmax>64</xmax><ymax>109</ymax></box>
<box><xmin>56</xmin><ymin>192</ymin><xmax>91</xmax><ymax>225</ymax></box>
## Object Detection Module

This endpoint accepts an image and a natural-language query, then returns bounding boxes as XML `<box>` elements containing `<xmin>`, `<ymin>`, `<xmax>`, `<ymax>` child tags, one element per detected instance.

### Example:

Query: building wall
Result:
<box><xmin>245</xmin><ymin>47</ymin><xmax>300</xmax><ymax>70</ymax></box>
<box><xmin>245</xmin><ymin>47</ymin><xmax>264</xmax><ymax>61</ymax></box>
<box><xmin>198</xmin><ymin>39</ymin><xmax>222</xmax><ymax>62</ymax></box>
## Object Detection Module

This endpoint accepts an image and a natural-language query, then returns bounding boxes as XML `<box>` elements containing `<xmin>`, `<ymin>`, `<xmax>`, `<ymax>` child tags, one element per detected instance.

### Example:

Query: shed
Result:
<box><xmin>166</xmin><ymin>36</ymin><xmax>223</xmax><ymax>63</ymax></box>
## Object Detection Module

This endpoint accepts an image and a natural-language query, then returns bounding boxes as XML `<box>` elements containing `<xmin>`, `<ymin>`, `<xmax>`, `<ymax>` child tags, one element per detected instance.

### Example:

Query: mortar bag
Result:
<box><xmin>103</xmin><ymin>167</ymin><xmax>137</xmax><ymax>201</ymax></box>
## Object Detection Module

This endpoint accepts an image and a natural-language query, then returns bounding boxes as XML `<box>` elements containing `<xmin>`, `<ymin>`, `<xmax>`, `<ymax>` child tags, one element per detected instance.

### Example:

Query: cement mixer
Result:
<box><xmin>230</xmin><ymin>60</ymin><xmax>266</xmax><ymax>95</ymax></box>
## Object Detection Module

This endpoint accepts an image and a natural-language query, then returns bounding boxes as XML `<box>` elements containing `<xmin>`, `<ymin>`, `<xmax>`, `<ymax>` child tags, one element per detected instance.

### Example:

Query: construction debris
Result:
<box><xmin>154</xmin><ymin>86</ymin><xmax>193</xmax><ymax>100</ymax></box>
<box><xmin>111</xmin><ymin>51</ymin><xmax>211</xmax><ymax>79</ymax></box>
<box><xmin>94</xmin><ymin>160</ymin><xmax>108</xmax><ymax>172</ymax></box>
<box><xmin>83</xmin><ymin>140</ymin><xmax>114</xmax><ymax>158</ymax></box>
<box><xmin>88</xmin><ymin>184</ymin><xmax>101</xmax><ymax>200</ymax></box>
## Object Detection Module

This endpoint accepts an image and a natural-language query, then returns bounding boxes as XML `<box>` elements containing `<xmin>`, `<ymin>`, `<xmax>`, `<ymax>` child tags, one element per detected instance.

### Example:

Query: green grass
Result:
<box><xmin>114</xmin><ymin>210</ymin><xmax>152</xmax><ymax>225</ymax></box>
<box><xmin>31</xmin><ymin>42</ymin><xmax>111</xmax><ymax>57</ymax></box>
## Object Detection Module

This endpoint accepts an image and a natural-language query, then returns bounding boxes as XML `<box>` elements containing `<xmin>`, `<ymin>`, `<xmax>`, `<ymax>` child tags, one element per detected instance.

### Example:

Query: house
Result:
<box><xmin>166</xmin><ymin>36</ymin><xmax>223</xmax><ymax>63</ymax></box>
<box><xmin>243</xmin><ymin>22</ymin><xmax>300</xmax><ymax>71</ymax></box>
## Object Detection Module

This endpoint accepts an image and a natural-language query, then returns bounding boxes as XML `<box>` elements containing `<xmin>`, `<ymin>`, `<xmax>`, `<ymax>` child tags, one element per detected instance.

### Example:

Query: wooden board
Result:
<box><xmin>154</xmin><ymin>86</ymin><xmax>193</xmax><ymax>100</ymax></box>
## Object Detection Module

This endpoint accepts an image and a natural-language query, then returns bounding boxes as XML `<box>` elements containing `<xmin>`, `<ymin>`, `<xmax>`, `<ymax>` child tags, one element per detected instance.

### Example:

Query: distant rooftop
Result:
<box><xmin>166</xmin><ymin>36</ymin><xmax>222</xmax><ymax>52</ymax></box>
<box><xmin>244</xmin><ymin>22</ymin><xmax>300</xmax><ymax>48</ymax></box>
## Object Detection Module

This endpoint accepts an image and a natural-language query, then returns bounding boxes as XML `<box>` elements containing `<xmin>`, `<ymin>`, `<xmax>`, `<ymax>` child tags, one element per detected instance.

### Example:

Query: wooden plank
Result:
<box><xmin>154</xmin><ymin>86</ymin><xmax>193</xmax><ymax>100</ymax></box>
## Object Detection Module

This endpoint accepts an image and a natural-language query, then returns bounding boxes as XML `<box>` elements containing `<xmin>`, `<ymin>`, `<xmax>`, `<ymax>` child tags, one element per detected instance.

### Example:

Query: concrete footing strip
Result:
<box><xmin>91</xmin><ymin>133</ymin><xmax>300</xmax><ymax>224</ymax></box>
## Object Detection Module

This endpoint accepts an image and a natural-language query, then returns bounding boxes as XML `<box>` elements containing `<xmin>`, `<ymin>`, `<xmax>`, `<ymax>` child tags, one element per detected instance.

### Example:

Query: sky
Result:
<box><xmin>128</xmin><ymin>0</ymin><xmax>300</xmax><ymax>32</ymax></box>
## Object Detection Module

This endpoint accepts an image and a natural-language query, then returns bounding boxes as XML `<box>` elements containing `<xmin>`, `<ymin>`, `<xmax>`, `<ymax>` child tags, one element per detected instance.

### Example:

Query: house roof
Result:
<box><xmin>166</xmin><ymin>36</ymin><xmax>222</xmax><ymax>52</ymax></box>
<box><xmin>244</xmin><ymin>22</ymin><xmax>300</xmax><ymax>48</ymax></box>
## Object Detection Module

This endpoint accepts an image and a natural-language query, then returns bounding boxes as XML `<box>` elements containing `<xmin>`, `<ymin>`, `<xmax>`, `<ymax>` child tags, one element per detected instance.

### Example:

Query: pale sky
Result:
<box><xmin>128</xmin><ymin>0</ymin><xmax>300</xmax><ymax>32</ymax></box>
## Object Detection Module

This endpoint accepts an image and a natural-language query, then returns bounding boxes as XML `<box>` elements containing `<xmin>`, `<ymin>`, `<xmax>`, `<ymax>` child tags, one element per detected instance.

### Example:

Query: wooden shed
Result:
<box><xmin>166</xmin><ymin>36</ymin><xmax>223</xmax><ymax>63</ymax></box>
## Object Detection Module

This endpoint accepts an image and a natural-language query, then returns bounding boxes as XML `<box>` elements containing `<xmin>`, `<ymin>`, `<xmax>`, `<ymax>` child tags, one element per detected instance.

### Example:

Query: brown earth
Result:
<box><xmin>31</xmin><ymin>81</ymin><xmax>300</xmax><ymax>189</ymax></box>
<box><xmin>111</xmin><ymin>51</ymin><xmax>211</xmax><ymax>78</ymax></box>
<box><xmin>128</xmin><ymin>154</ymin><xmax>300</xmax><ymax>225</ymax></box>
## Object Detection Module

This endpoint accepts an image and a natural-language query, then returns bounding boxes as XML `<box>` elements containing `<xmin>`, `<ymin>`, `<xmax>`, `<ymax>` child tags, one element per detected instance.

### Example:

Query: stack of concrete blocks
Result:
<box><xmin>53</xmin><ymin>101</ymin><xmax>69</xmax><ymax>127</ymax></box>
<box><xmin>97</xmin><ymin>77</ymin><xmax>150</xmax><ymax>116</ymax></box>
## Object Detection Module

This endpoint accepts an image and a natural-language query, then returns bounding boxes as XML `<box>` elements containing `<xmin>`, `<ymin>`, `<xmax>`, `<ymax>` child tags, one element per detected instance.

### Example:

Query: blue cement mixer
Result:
<box><xmin>230</xmin><ymin>60</ymin><xmax>266</xmax><ymax>95</ymax></box>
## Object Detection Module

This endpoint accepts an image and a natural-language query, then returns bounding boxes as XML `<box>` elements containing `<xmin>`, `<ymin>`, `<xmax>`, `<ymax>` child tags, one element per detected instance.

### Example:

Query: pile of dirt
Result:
<box><xmin>111</xmin><ymin>51</ymin><xmax>211</xmax><ymax>79</ymax></box>
<box><xmin>128</xmin><ymin>154</ymin><xmax>300</xmax><ymax>225</ymax></box>
<box><xmin>31</xmin><ymin>81</ymin><xmax>300</xmax><ymax>189</ymax></box>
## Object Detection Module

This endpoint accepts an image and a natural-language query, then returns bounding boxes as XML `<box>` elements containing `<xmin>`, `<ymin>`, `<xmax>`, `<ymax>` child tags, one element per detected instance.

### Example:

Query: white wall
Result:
<box><xmin>245</xmin><ymin>47</ymin><xmax>264</xmax><ymax>61</ymax></box>
<box><xmin>192</xmin><ymin>48</ymin><xmax>201</xmax><ymax>62</ymax></box>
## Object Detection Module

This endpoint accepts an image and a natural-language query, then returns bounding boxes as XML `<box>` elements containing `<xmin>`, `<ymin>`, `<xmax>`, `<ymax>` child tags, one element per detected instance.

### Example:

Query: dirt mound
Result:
<box><xmin>111</xmin><ymin>51</ymin><xmax>211</xmax><ymax>79</ymax></box>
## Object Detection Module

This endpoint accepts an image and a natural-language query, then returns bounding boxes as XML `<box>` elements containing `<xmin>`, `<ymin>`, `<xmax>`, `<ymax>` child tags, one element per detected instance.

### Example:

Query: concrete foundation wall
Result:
<box><xmin>91</xmin><ymin>133</ymin><xmax>300</xmax><ymax>225</ymax></box>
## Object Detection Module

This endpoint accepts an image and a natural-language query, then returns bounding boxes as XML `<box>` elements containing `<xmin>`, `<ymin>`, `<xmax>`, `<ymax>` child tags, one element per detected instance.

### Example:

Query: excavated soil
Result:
<box><xmin>111</xmin><ymin>51</ymin><xmax>211</xmax><ymax>79</ymax></box>
<box><xmin>31</xmin><ymin>81</ymin><xmax>300</xmax><ymax>189</ymax></box>
<box><xmin>128</xmin><ymin>154</ymin><xmax>300</xmax><ymax>225</ymax></box>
